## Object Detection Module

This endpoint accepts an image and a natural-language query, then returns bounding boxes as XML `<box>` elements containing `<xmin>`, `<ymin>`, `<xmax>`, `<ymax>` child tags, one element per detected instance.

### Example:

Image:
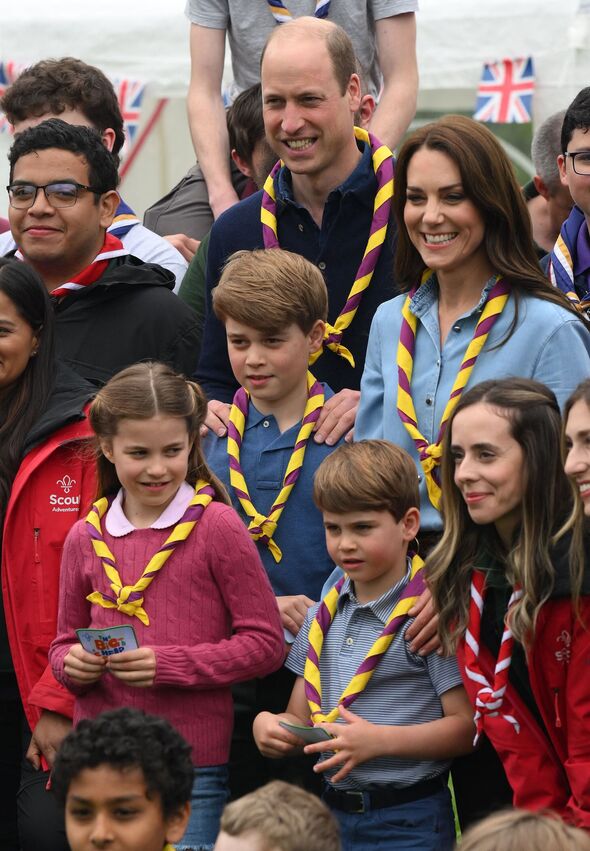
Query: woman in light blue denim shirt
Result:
<box><xmin>356</xmin><ymin>115</ymin><xmax>590</xmax><ymax>536</ymax></box>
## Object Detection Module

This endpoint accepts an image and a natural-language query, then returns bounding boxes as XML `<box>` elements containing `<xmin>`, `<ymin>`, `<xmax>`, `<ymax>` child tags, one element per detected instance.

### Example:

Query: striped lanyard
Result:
<box><xmin>86</xmin><ymin>480</ymin><xmax>214</xmax><ymax>626</ymax></box>
<box><xmin>261</xmin><ymin>127</ymin><xmax>394</xmax><ymax>367</ymax></box>
<box><xmin>396</xmin><ymin>274</ymin><xmax>510</xmax><ymax>509</ymax></box>
<box><xmin>266</xmin><ymin>0</ymin><xmax>330</xmax><ymax>24</ymax></box>
<box><xmin>304</xmin><ymin>554</ymin><xmax>425</xmax><ymax>723</ymax></box>
<box><xmin>227</xmin><ymin>371</ymin><xmax>323</xmax><ymax>562</ymax></box>
<box><xmin>463</xmin><ymin>570</ymin><xmax>523</xmax><ymax>744</ymax></box>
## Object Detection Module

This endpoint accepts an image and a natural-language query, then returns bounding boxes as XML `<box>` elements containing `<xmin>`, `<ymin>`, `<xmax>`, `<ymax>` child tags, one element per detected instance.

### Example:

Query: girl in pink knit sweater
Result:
<box><xmin>49</xmin><ymin>362</ymin><xmax>285</xmax><ymax>851</ymax></box>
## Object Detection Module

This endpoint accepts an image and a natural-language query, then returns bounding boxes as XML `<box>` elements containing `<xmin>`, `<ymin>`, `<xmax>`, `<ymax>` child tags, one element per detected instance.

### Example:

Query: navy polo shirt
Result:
<box><xmin>197</xmin><ymin>141</ymin><xmax>398</xmax><ymax>402</ymax></box>
<box><xmin>205</xmin><ymin>386</ymin><xmax>341</xmax><ymax>604</ymax></box>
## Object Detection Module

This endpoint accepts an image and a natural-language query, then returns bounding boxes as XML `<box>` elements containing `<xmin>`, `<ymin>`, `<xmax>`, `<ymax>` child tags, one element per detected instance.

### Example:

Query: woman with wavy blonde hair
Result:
<box><xmin>428</xmin><ymin>377</ymin><xmax>590</xmax><ymax>828</ymax></box>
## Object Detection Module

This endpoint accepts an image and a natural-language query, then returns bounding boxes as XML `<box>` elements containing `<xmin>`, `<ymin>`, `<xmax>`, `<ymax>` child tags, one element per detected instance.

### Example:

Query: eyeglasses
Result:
<box><xmin>6</xmin><ymin>181</ymin><xmax>102</xmax><ymax>209</ymax></box>
<box><xmin>563</xmin><ymin>151</ymin><xmax>590</xmax><ymax>176</ymax></box>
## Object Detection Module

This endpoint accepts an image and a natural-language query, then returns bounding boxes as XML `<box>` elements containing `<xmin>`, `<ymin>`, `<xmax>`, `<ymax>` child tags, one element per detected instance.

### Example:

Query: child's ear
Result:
<box><xmin>401</xmin><ymin>506</ymin><xmax>421</xmax><ymax>542</ymax></box>
<box><xmin>164</xmin><ymin>801</ymin><xmax>191</xmax><ymax>843</ymax></box>
<box><xmin>308</xmin><ymin>319</ymin><xmax>326</xmax><ymax>355</ymax></box>
<box><xmin>99</xmin><ymin>438</ymin><xmax>114</xmax><ymax>463</ymax></box>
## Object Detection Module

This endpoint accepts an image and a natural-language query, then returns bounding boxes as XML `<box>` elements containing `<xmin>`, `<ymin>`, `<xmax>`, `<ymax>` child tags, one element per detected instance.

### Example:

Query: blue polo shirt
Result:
<box><xmin>197</xmin><ymin>141</ymin><xmax>398</xmax><ymax>401</ymax></box>
<box><xmin>356</xmin><ymin>274</ymin><xmax>590</xmax><ymax>532</ymax></box>
<box><xmin>205</xmin><ymin>385</ymin><xmax>341</xmax><ymax>604</ymax></box>
<box><xmin>287</xmin><ymin>564</ymin><xmax>463</xmax><ymax>791</ymax></box>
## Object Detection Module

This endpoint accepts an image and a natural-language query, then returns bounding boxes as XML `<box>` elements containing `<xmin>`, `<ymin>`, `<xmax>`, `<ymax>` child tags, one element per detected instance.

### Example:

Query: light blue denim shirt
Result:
<box><xmin>356</xmin><ymin>276</ymin><xmax>590</xmax><ymax>532</ymax></box>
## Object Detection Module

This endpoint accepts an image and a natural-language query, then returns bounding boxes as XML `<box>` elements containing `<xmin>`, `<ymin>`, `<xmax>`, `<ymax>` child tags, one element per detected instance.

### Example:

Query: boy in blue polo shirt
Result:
<box><xmin>253</xmin><ymin>441</ymin><xmax>474</xmax><ymax>851</ymax></box>
<box><xmin>206</xmin><ymin>247</ymin><xmax>345</xmax><ymax>798</ymax></box>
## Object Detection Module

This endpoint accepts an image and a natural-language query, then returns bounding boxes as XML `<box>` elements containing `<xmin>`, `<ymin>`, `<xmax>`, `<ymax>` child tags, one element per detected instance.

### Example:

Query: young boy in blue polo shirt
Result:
<box><xmin>206</xmin><ymin>247</ymin><xmax>345</xmax><ymax>798</ymax></box>
<box><xmin>253</xmin><ymin>441</ymin><xmax>474</xmax><ymax>851</ymax></box>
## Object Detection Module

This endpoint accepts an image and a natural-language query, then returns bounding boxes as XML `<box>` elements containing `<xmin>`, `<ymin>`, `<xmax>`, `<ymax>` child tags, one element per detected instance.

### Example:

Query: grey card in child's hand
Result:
<box><xmin>76</xmin><ymin>625</ymin><xmax>139</xmax><ymax>658</ymax></box>
<box><xmin>279</xmin><ymin>721</ymin><xmax>334</xmax><ymax>744</ymax></box>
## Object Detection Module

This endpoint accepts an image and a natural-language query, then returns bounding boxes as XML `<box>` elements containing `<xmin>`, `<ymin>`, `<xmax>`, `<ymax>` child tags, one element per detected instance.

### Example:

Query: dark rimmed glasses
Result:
<box><xmin>563</xmin><ymin>151</ymin><xmax>590</xmax><ymax>176</ymax></box>
<box><xmin>6</xmin><ymin>181</ymin><xmax>102</xmax><ymax>209</ymax></box>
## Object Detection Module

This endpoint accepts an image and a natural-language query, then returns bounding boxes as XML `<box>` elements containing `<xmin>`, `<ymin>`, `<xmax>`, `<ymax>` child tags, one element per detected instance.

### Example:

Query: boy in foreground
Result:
<box><xmin>207</xmin><ymin>248</ymin><xmax>345</xmax><ymax>796</ymax></box>
<box><xmin>214</xmin><ymin>780</ymin><xmax>341</xmax><ymax>851</ymax></box>
<box><xmin>253</xmin><ymin>441</ymin><xmax>474</xmax><ymax>851</ymax></box>
<box><xmin>51</xmin><ymin>708</ymin><xmax>192</xmax><ymax>851</ymax></box>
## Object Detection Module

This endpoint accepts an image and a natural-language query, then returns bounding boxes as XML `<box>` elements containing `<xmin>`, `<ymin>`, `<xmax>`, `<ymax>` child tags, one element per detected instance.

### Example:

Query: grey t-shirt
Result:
<box><xmin>185</xmin><ymin>0</ymin><xmax>418</xmax><ymax>99</ymax></box>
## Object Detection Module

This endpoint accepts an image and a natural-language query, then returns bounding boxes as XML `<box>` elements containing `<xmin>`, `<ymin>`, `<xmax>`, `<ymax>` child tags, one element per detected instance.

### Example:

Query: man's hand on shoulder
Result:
<box><xmin>164</xmin><ymin>234</ymin><xmax>200</xmax><ymax>262</ymax></box>
<box><xmin>313</xmin><ymin>389</ymin><xmax>359</xmax><ymax>445</ymax></box>
<box><xmin>200</xmin><ymin>400</ymin><xmax>231</xmax><ymax>438</ymax></box>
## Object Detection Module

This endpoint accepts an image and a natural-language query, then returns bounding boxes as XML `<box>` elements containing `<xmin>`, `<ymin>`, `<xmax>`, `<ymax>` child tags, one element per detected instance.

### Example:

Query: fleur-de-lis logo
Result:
<box><xmin>57</xmin><ymin>475</ymin><xmax>76</xmax><ymax>494</ymax></box>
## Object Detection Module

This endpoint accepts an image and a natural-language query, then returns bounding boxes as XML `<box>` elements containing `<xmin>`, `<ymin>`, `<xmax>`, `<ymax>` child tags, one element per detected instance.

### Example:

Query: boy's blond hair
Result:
<box><xmin>219</xmin><ymin>781</ymin><xmax>340</xmax><ymax>851</ymax></box>
<box><xmin>212</xmin><ymin>248</ymin><xmax>328</xmax><ymax>334</ymax></box>
<box><xmin>457</xmin><ymin>809</ymin><xmax>590</xmax><ymax>851</ymax></box>
<box><xmin>313</xmin><ymin>440</ymin><xmax>420</xmax><ymax>522</ymax></box>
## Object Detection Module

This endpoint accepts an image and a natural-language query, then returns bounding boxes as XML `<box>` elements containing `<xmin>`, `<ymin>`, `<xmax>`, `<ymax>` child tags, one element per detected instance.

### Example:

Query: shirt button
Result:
<box><xmin>262</xmin><ymin>420</ymin><xmax>270</xmax><ymax>428</ymax></box>
<box><xmin>298</xmin><ymin>223</ymin><xmax>304</xmax><ymax>232</ymax></box>
<box><xmin>345</xmin><ymin>637</ymin><xmax>354</xmax><ymax>646</ymax></box>
<box><xmin>453</xmin><ymin>324</ymin><xmax>461</xmax><ymax>333</ymax></box>
<box><xmin>425</xmin><ymin>396</ymin><xmax>433</xmax><ymax>406</ymax></box>
<box><xmin>418</xmin><ymin>475</ymin><xmax>423</xmax><ymax>483</ymax></box>
<box><xmin>318</xmin><ymin>261</ymin><xmax>326</xmax><ymax>271</ymax></box>
<box><xmin>436</xmin><ymin>359</ymin><xmax>441</xmax><ymax>367</ymax></box>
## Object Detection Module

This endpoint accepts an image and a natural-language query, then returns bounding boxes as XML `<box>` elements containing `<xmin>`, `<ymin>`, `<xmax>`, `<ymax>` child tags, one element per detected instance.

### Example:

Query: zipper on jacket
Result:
<box><xmin>33</xmin><ymin>528</ymin><xmax>40</xmax><ymax>563</ymax></box>
<box><xmin>553</xmin><ymin>688</ymin><xmax>562</xmax><ymax>728</ymax></box>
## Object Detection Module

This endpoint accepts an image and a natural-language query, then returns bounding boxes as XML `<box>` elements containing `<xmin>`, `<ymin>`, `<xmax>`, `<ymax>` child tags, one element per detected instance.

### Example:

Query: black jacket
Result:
<box><xmin>51</xmin><ymin>255</ymin><xmax>200</xmax><ymax>386</ymax></box>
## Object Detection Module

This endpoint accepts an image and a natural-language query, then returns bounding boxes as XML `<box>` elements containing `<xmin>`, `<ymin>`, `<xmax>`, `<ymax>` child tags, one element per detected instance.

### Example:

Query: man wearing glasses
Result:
<box><xmin>546</xmin><ymin>88</ymin><xmax>590</xmax><ymax>311</ymax></box>
<box><xmin>6</xmin><ymin>119</ymin><xmax>200</xmax><ymax>386</ymax></box>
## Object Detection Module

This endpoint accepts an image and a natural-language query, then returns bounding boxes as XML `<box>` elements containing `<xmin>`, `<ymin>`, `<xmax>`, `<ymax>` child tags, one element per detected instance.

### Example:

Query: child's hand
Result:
<box><xmin>106</xmin><ymin>648</ymin><xmax>156</xmax><ymax>687</ymax></box>
<box><xmin>253</xmin><ymin>712</ymin><xmax>305</xmax><ymax>759</ymax></box>
<box><xmin>304</xmin><ymin>706</ymin><xmax>383</xmax><ymax>783</ymax></box>
<box><xmin>64</xmin><ymin>644</ymin><xmax>107</xmax><ymax>684</ymax></box>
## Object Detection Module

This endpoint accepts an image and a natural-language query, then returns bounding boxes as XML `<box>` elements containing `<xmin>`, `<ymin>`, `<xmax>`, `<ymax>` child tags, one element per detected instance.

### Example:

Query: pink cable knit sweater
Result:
<box><xmin>49</xmin><ymin>500</ymin><xmax>284</xmax><ymax>765</ymax></box>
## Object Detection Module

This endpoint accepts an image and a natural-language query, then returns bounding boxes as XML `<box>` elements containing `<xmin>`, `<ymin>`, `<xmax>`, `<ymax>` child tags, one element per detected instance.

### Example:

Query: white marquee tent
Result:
<box><xmin>1</xmin><ymin>0</ymin><xmax>589</xmax><ymax>218</ymax></box>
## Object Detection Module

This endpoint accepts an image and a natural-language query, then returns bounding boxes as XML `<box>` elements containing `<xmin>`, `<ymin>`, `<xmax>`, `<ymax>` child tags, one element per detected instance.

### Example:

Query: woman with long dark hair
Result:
<box><xmin>428</xmin><ymin>378</ymin><xmax>590</xmax><ymax>828</ymax></box>
<box><xmin>0</xmin><ymin>259</ymin><xmax>95</xmax><ymax>850</ymax></box>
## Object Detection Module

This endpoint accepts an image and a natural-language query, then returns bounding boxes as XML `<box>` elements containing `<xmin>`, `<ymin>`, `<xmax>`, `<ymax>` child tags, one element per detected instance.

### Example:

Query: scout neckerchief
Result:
<box><xmin>108</xmin><ymin>196</ymin><xmax>142</xmax><ymax>238</ymax></box>
<box><xmin>396</xmin><ymin>273</ymin><xmax>511</xmax><ymax>509</ymax></box>
<box><xmin>266</xmin><ymin>0</ymin><xmax>330</xmax><ymax>24</ymax></box>
<box><xmin>86</xmin><ymin>480</ymin><xmax>215</xmax><ymax>626</ymax></box>
<box><xmin>15</xmin><ymin>233</ymin><xmax>128</xmax><ymax>299</ymax></box>
<box><xmin>261</xmin><ymin>126</ymin><xmax>394</xmax><ymax>367</ymax></box>
<box><xmin>548</xmin><ymin>204</ymin><xmax>589</xmax><ymax>308</ymax></box>
<box><xmin>304</xmin><ymin>554</ymin><xmax>425</xmax><ymax>723</ymax></box>
<box><xmin>463</xmin><ymin>570</ymin><xmax>523</xmax><ymax>744</ymax></box>
<box><xmin>227</xmin><ymin>371</ymin><xmax>323</xmax><ymax>562</ymax></box>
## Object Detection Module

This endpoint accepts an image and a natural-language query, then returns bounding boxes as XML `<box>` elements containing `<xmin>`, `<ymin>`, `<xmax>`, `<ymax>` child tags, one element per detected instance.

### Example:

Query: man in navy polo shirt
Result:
<box><xmin>197</xmin><ymin>16</ymin><xmax>399</xmax><ymax>446</ymax></box>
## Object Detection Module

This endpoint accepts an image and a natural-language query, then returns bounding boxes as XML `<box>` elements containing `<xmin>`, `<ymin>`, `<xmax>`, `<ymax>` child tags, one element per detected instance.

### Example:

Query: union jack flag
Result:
<box><xmin>474</xmin><ymin>57</ymin><xmax>535</xmax><ymax>124</ymax></box>
<box><xmin>0</xmin><ymin>60</ymin><xmax>28</xmax><ymax>133</ymax></box>
<box><xmin>111</xmin><ymin>77</ymin><xmax>146</xmax><ymax>160</ymax></box>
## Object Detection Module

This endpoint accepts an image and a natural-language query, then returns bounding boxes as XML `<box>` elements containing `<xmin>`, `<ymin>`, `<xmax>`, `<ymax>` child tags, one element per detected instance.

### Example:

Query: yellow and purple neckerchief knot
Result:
<box><xmin>396</xmin><ymin>272</ymin><xmax>511</xmax><ymax>510</ymax></box>
<box><xmin>304</xmin><ymin>553</ymin><xmax>425</xmax><ymax>723</ymax></box>
<box><xmin>463</xmin><ymin>570</ymin><xmax>523</xmax><ymax>745</ymax></box>
<box><xmin>267</xmin><ymin>0</ymin><xmax>330</xmax><ymax>24</ymax></box>
<box><xmin>163</xmin><ymin>845</ymin><xmax>176</xmax><ymax>851</ymax></box>
<box><xmin>227</xmin><ymin>371</ymin><xmax>324</xmax><ymax>562</ymax></box>
<box><xmin>260</xmin><ymin>126</ymin><xmax>394</xmax><ymax>368</ymax></box>
<box><xmin>548</xmin><ymin>204</ymin><xmax>589</xmax><ymax>310</ymax></box>
<box><xmin>85</xmin><ymin>480</ymin><xmax>215</xmax><ymax>625</ymax></box>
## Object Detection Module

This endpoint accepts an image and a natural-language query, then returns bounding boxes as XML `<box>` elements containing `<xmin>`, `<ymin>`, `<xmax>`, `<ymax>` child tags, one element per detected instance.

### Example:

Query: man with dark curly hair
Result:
<box><xmin>52</xmin><ymin>708</ymin><xmax>193</xmax><ymax>851</ymax></box>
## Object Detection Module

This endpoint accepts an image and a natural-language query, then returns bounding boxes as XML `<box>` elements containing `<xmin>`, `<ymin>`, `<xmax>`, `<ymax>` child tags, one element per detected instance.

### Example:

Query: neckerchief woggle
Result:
<box><xmin>267</xmin><ymin>0</ymin><xmax>330</xmax><ymax>23</ymax></box>
<box><xmin>86</xmin><ymin>480</ymin><xmax>215</xmax><ymax>625</ymax></box>
<box><xmin>261</xmin><ymin>126</ymin><xmax>394</xmax><ymax>367</ymax></box>
<box><xmin>227</xmin><ymin>371</ymin><xmax>323</xmax><ymax>561</ymax></box>
<box><xmin>16</xmin><ymin>232</ymin><xmax>128</xmax><ymax>299</ymax></box>
<box><xmin>463</xmin><ymin>570</ymin><xmax>523</xmax><ymax>744</ymax></box>
<box><xmin>548</xmin><ymin>204</ymin><xmax>590</xmax><ymax>309</ymax></box>
<box><xmin>304</xmin><ymin>554</ymin><xmax>425</xmax><ymax>723</ymax></box>
<box><xmin>396</xmin><ymin>273</ymin><xmax>511</xmax><ymax>509</ymax></box>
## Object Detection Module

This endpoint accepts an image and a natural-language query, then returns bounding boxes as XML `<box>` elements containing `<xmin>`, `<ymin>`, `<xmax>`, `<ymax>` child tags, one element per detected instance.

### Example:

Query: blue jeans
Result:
<box><xmin>328</xmin><ymin>787</ymin><xmax>455</xmax><ymax>851</ymax></box>
<box><xmin>176</xmin><ymin>764</ymin><xmax>229</xmax><ymax>851</ymax></box>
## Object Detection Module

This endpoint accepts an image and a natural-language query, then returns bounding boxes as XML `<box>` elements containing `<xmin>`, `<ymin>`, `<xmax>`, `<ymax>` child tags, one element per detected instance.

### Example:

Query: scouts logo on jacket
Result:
<box><xmin>49</xmin><ymin>474</ymin><xmax>81</xmax><ymax>512</ymax></box>
<box><xmin>555</xmin><ymin>630</ymin><xmax>571</xmax><ymax>665</ymax></box>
